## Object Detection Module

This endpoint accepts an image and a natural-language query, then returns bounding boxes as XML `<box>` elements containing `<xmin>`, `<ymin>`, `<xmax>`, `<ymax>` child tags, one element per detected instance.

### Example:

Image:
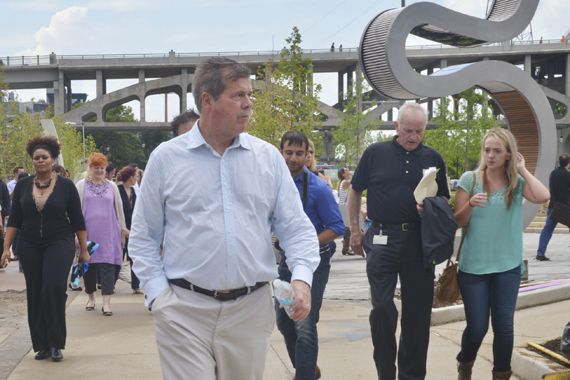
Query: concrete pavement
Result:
<box><xmin>1</xmin><ymin>232</ymin><xmax>570</xmax><ymax>379</ymax></box>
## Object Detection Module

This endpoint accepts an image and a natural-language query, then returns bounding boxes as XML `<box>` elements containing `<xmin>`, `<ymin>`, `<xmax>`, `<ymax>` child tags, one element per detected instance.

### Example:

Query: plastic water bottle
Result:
<box><xmin>273</xmin><ymin>279</ymin><xmax>297</xmax><ymax>316</ymax></box>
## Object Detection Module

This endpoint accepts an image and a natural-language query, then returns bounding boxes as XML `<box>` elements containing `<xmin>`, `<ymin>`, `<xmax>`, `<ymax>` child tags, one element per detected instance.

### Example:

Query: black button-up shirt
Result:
<box><xmin>548</xmin><ymin>166</ymin><xmax>570</xmax><ymax>209</ymax></box>
<box><xmin>351</xmin><ymin>136</ymin><xmax>450</xmax><ymax>224</ymax></box>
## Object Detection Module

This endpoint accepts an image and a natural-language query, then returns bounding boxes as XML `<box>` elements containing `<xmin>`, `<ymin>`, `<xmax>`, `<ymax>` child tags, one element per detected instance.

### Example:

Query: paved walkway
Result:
<box><xmin>1</xmin><ymin>233</ymin><xmax>569</xmax><ymax>379</ymax></box>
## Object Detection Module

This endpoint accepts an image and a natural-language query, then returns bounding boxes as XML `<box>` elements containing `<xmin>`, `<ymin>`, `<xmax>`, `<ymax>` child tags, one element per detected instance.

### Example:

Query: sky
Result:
<box><xmin>2</xmin><ymin>0</ymin><xmax>569</xmax><ymax>123</ymax></box>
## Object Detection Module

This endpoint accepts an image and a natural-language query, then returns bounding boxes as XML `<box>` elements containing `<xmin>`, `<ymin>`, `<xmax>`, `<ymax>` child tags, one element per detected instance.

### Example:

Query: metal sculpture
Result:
<box><xmin>359</xmin><ymin>0</ymin><xmax>556</xmax><ymax>228</ymax></box>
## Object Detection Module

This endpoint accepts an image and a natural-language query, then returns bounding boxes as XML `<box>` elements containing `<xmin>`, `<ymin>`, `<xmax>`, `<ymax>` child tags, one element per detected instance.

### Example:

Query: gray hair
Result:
<box><xmin>397</xmin><ymin>102</ymin><xmax>428</xmax><ymax>126</ymax></box>
<box><xmin>192</xmin><ymin>57</ymin><xmax>251</xmax><ymax>112</ymax></box>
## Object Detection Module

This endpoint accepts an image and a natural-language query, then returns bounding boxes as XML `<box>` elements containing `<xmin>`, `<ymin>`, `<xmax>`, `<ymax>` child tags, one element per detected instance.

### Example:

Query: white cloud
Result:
<box><xmin>15</xmin><ymin>7</ymin><xmax>94</xmax><ymax>56</ymax></box>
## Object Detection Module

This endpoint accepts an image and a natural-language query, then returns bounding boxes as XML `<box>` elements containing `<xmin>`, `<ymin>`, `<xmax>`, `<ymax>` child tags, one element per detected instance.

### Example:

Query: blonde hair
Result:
<box><xmin>306</xmin><ymin>139</ymin><xmax>317</xmax><ymax>173</ymax></box>
<box><xmin>477</xmin><ymin>128</ymin><xmax>519</xmax><ymax>209</ymax></box>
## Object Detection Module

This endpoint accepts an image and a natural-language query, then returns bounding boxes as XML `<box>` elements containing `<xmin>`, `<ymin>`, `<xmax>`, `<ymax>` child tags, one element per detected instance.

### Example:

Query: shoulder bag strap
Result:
<box><xmin>447</xmin><ymin>171</ymin><xmax>476</xmax><ymax>266</ymax></box>
<box><xmin>302</xmin><ymin>170</ymin><xmax>309</xmax><ymax>211</ymax></box>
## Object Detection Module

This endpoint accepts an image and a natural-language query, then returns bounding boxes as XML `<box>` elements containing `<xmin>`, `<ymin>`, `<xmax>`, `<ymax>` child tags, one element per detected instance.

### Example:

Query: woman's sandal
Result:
<box><xmin>102</xmin><ymin>307</ymin><xmax>113</xmax><ymax>316</ymax></box>
<box><xmin>85</xmin><ymin>302</ymin><xmax>95</xmax><ymax>311</ymax></box>
<box><xmin>132</xmin><ymin>289</ymin><xmax>144</xmax><ymax>295</ymax></box>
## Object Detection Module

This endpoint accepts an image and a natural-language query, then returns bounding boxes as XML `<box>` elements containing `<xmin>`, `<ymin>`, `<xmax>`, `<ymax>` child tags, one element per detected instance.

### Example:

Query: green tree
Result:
<box><xmin>424</xmin><ymin>88</ymin><xmax>499</xmax><ymax>178</ymax></box>
<box><xmin>86</xmin><ymin>104</ymin><xmax>170</xmax><ymax>169</ymax></box>
<box><xmin>51</xmin><ymin>115</ymin><xmax>97</xmax><ymax>179</ymax></box>
<box><xmin>249</xmin><ymin>27</ymin><xmax>323</xmax><ymax>149</ymax></box>
<box><xmin>334</xmin><ymin>69</ymin><xmax>384</xmax><ymax>166</ymax></box>
<box><xmin>1</xmin><ymin>111</ymin><xmax>45</xmax><ymax>177</ymax></box>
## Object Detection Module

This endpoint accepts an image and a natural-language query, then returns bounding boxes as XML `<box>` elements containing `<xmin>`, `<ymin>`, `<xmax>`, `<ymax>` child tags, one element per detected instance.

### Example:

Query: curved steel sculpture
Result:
<box><xmin>360</xmin><ymin>0</ymin><xmax>556</xmax><ymax>228</ymax></box>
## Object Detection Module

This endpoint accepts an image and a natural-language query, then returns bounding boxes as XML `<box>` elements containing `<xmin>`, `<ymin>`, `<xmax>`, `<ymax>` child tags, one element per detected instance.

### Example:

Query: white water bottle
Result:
<box><xmin>273</xmin><ymin>279</ymin><xmax>297</xmax><ymax>316</ymax></box>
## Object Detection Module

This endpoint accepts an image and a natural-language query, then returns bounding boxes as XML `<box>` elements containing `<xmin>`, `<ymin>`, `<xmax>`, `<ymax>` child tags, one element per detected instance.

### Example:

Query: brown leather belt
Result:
<box><xmin>168</xmin><ymin>278</ymin><xmax>268</xmax><ymax>301</ymax></box>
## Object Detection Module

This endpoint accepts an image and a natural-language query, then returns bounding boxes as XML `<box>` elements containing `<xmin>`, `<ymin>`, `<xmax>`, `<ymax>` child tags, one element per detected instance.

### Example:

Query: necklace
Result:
<box><xmin>34</xmin><ymin>176</ymin><xmax>53</xmax><ymax>189</ymax></box>
<box><xmin>87</xmin><ymin>178</ymin><xmax>109</xmax><ymax>198</ymax></box>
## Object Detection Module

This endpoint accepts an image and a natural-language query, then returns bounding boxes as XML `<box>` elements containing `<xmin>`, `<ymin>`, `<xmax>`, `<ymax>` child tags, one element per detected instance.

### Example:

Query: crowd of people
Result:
<box><xmin>0</xmin><ymin>56</ymin><xmax>559</xmax><ymax>380</ymax></box>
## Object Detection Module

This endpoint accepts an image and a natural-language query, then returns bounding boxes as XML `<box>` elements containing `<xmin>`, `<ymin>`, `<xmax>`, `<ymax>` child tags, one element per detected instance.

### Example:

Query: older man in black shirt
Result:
<box><xmin>536</xmin><ymin>154</ymin><xmax>570</xmax><ymax>261</ymax></box>
<box><xmin>348</xmin><ymin>102</ymin><xmax>450</xmax><ymax>380</ymax></box>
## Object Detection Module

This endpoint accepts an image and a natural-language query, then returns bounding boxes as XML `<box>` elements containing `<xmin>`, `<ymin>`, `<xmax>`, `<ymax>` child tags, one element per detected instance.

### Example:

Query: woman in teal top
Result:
<box><xmin>453</xmin><ymin>128</ymin><xmax>549</xmax><ymax>380</ymax></box>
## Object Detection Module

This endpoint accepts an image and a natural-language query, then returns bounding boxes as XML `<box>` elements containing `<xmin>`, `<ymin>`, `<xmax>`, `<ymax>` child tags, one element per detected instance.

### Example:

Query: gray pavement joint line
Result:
<box><xmin>268</xmin><ymin>343</ymin><xmax>293</xmax><ymax>378</ymax></box>
<box><xmin>0</xmin><ymin>286</ymin><xmax>82</xmax><ymax>380</ymax></box>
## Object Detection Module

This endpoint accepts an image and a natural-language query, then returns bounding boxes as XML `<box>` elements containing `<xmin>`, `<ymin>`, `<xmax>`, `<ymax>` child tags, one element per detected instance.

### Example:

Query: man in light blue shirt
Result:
<box><xmin>129</xmin><ymin>57</ymin><xmax>320</xmax><ymax>380</ymax></box>
<box><xmin>7</xmin><ymin>167</ymin><xmax>24</xmax><ymax>200</ymax></box>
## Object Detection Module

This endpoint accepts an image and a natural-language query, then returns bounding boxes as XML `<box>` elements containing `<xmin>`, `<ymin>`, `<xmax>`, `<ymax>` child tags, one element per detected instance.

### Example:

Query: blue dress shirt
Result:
<box><xmin>129</xmin><ymin>123</ymin><xmax>321</xmax><ymax>306</ymax></box>
<box><xmin>294</xmin><ymin>169</ymin><xmax>345</xmax><ymax>243</ymax></box>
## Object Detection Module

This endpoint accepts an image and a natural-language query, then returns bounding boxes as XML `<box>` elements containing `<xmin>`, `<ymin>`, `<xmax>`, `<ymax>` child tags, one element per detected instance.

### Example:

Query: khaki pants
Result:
<box><xmin>152</xmin><ymin>284</ymin><xmax>275</xmax><ymax>380</ymax></box>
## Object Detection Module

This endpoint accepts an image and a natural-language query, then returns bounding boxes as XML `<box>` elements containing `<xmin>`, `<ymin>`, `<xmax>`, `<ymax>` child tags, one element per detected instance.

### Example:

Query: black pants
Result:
<box><xmin>363</xmin><ymin>224</ymin><xmax>434</xmax><ymax>380</ymax></box>
<box><xmin>18</xmin><ymin>236</ymin><xmax>75</xmax><ymax>352</ymax></box>
<box><xmin>84</xmin><ymin>262</ymin><xmax>119</xmax><ymax>296</ymax></box>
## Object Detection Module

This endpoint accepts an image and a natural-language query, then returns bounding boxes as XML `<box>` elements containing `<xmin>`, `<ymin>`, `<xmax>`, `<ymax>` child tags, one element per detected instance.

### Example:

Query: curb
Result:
<box><xmin>420</xmin><ymin>282</ymin><xmax>570</xmax><ymax>326</ymax></box>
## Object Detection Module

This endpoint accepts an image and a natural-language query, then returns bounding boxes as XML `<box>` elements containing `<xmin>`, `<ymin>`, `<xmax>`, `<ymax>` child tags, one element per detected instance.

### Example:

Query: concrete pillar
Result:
<box><xmin>181</xmin><ymin>68</ymin><xmax>188</xmax><ymax>112</ymax></box>
<box><xmin>547</xmin><ymin>63</ymin><xmax>555</xmax><ymax>88</ymax></box>
<box><xmin>338</xmin><ymin>71</ymin><xmax>344</xmax><ymax>109</ymax></box>
<box><xmin>427</xmin><ymin>66</ymin><xmax>433</xmax><ymax>119</ymax></box>
<box><xmin>323</xmin><ymin>131</ymin><xmax>334</xmax><ymax>163</ymax></box>
<box><xmin>347</xmin><ymin>67</ymin><xmax>354</xmax><ymax>92</ymax></box>
<box><xmin>441</xmin><ymin>58</ymin><xmax>447</xmax><ymax>69</ymax></box>
<box><xmin>53</xmin><ymin>80</ymin><xmax>61</xmax><ymax>115</ymax></box>
<box><xmin>96</xmin><ymin>70</ymin><xmax>106</xmax><ymax>98</ymax></box>
<box><xmin>388</xmin><ymin>109</ymin><xmax>393</xmax><ymax>122</ymax></box>
<box><xmin>139</xmin><ymin>69</ymin><xmax>145</xmax><ymax>83</ymax></box>
<box><xmin>140</xmin><ymin>93</ymin><xmax>146</xmax><ymax>122</ymax></box>
<box><xmin>524</xmin><ymin>55</ymin><xmax>532</xmax><ymax>75</ymax></box>
<box><xmin>566</xmin><ymin>53</ymin><xmax>570</xmax><ymax>97</ymax></box>
<box><xmin>54</xmin><ymin>71</ymin><xmax>65</xmax><ymax>115</ymax></box>
<box><xmin>65</xmin><ymin>79</ymin><xmax>72</xmax><ymax>112</ymax></box>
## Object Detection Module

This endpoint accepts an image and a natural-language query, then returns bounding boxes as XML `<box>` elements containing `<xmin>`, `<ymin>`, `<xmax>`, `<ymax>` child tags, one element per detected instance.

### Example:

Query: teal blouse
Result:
<box><xmin>457</xmin><ymin>171</ymin><xmax>526</xmax><ymax>275</ymax></box>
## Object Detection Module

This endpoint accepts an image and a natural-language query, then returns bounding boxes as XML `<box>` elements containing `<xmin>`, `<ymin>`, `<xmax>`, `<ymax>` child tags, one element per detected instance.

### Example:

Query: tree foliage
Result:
<box><xmin>249</xmin><ymin>27</ymin><xmax>323</xmax><ymax>150</ymax></box>
<box><xmin>86</xmin><ymin>104</ymin><xmax>170</xmax><ymax>169</ymax></box>
<box><xmin>334</xmin><ymin>69</ymin><xmax>385</xmax><ymax>166</ymax></box>
<box><xmin>423</xmin><ymin>88</ymin><xmax>499</xmax><ymax>179</ymax></box>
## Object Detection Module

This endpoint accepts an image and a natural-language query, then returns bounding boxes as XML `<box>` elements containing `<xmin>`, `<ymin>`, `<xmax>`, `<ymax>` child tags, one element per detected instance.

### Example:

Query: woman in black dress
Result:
<box><xmin>1</xmin><ymin>136</ymin><xmax>90</xmax><ymax>362</ymax></box>
<box><xmin>116</xmin><ymin>165</ymin><xmax>141</xmax><ymax>294</ymax></box>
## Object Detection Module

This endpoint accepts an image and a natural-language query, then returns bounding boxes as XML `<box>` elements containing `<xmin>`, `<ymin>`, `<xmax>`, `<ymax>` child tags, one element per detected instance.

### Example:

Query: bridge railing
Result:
<box><xmin>0</xmin><ymin>39</ymin><xmax>567</xmax><ymax>68</ymax></box>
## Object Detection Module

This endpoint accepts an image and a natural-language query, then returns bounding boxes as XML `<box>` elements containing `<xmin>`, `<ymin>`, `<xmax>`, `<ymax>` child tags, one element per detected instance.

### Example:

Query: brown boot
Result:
<box><xmin>492</xmin><ymin>371</ymin><xmax>512</xmax><ymax>380</ymax></box>
<box><xmin>293</xmin><ymin>365</ymin><xmax>321</xmax><ymax>380</ymax></box>
<box><xmin>342</xmin><ymin>239</ymin><xmax>354</xmax><ymax>255</ymax></box>
<box><xmin>457</xmin><ymin>355</ymin><xmax>475</xmax><ymax>380</ymax></box>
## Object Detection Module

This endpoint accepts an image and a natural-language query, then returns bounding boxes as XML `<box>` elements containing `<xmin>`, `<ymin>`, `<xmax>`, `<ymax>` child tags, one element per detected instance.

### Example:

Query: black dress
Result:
<box><xmin>8</xmin><ymin>175</ymin><xmax>86</xmax><ymax>352</ymax></box>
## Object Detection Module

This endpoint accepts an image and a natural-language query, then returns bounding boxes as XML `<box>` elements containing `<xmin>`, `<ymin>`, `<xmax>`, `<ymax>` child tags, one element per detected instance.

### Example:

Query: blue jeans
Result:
<box><xmin>537</xmin><ymin>207</ymin><xmax>570</xmax><ymax>256</ymax></box>
<box><xmin>275</xmin><ymin>246</ymin><xmax>331</xmax><ymax>380</ymax></box>
<box><xmin>457</xmin><ymin>266</ymin><xmax>521</xmax><ymax>372</ymax></box>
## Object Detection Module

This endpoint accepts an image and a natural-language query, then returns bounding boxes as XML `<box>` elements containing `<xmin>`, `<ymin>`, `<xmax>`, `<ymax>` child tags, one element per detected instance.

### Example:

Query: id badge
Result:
<box><xmin>373</xmin><ymin>230</ymin><xmax>388</xmax><ymax>245</ymax></box>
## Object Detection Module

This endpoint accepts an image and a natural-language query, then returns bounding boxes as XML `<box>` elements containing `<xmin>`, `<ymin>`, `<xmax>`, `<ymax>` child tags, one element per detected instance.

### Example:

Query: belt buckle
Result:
<box><xmin>402</xmin><ymin>223</ymin><xmax>411</xmax><ymax>231</ymax></box>
<box><xmin>213</xmin><ymin>290</ymin><xmax>231</xmax><ymax>299</ymax></box>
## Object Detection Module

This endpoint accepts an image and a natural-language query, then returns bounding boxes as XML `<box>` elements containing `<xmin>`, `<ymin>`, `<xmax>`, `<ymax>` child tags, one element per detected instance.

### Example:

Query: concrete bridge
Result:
<box><xmin>3</xmin><ymin>39</ymin><xmax>570</xmax><ymax>150</ymax></box>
